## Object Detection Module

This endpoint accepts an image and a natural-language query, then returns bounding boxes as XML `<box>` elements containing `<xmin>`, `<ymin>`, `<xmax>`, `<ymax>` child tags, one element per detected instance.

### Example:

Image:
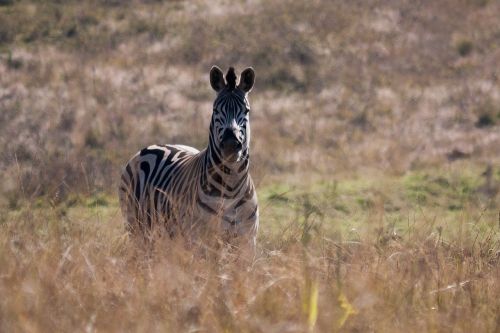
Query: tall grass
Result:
<box><xmin>1</xmin><ymin>171</ymin><xmax>499</xmax><ymax>332</ymax></box>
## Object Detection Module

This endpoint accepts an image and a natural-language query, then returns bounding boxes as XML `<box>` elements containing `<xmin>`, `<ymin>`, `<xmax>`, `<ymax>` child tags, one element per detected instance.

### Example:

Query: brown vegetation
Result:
<box><xmin>0</xmin><ymin>0</ymin><xmax>499</xmax><ymax>332</ymax></box>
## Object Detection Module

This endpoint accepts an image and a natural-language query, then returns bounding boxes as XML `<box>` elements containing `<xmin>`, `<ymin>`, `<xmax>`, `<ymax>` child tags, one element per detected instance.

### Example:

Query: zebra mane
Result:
<box><xmin>225</xmin><ymin>67</ymin><xmax>237</xmax><ymax>91</ymax></box>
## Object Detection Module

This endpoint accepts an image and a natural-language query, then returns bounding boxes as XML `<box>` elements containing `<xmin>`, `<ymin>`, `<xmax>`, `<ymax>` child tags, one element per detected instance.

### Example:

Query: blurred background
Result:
<box><xmin>0</xmin><ymin>0</ymin><xmax>499</xmax><ymax>206</ymax></box>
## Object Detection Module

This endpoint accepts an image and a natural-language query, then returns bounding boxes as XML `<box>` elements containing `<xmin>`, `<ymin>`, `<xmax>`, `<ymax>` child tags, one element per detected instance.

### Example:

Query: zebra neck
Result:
<box><xmin>201</xmin><ymin>144</ymin><xmax>249</xmax><ymax>194</ymax></box>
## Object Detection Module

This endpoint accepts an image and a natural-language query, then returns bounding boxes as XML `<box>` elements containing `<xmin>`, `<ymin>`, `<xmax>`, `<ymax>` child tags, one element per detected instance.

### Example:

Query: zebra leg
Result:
<box><xmin>234</xmin><ymin>201</ymin><xmax>259</xmax><ymax>261</ymax></box>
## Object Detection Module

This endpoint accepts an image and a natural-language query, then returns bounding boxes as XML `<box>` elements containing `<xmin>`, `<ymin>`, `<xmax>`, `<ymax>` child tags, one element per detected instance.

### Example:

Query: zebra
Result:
<box><xmin>118</xmin><ymin>66</ymin><xmax>259</xmax><ymax>254</ymax></box>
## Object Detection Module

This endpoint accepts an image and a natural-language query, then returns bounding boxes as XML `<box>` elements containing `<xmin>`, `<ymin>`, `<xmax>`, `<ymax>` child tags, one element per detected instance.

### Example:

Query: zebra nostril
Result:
<box><xmin>221</xmin><ymin>138</ymin><xmax>241</xmax><ymax>153</ymax></box>
<box><xmin>227</xmin><ymin>139</ymin><xmax>239</xmax><ymax>149</ymax></box>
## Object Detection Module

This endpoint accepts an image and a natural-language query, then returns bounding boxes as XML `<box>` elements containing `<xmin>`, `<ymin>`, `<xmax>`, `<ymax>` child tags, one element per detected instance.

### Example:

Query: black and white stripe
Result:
<box><xmin>119</xmin><ymin>66</ymin><xmax>258</xmax><ymax>250</ymax></box>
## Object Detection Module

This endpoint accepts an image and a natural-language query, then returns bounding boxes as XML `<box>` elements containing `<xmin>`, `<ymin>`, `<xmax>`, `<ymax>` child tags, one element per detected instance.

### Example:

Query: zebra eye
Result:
<box><xmin>244</xmin><ymin>108</ymin><xmax>250</xmax><ymax>115</ymax></box>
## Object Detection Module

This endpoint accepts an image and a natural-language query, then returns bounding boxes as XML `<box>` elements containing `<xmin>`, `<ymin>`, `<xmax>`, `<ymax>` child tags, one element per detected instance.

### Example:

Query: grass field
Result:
<box><xmin>1</xmin><ymin>163</ymin><xmax>499</xmax><ymax>332</ymax></box>
<box><xmin>1</xmin><ymin>0</ymin><xmax>499</xmax><ymax>332</ymax></box>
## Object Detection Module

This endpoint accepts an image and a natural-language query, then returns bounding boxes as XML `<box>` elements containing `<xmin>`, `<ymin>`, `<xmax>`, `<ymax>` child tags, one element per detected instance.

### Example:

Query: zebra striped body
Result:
<box><xmin>119</xmin><ymin>67</ymin><xmax>258</xmax><ymax>250</ymax></box>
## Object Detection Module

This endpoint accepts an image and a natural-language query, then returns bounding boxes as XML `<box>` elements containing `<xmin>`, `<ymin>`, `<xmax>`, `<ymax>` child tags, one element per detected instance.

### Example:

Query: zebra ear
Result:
<box><xmin>210</xmin><ymin>66</ymin><xmax>226</xmax><ymax>92</ymax></box>
<box><xmin>238</xmin><ymin>67</ymin><xmax>255</xmax><ymax>93</ymax></box>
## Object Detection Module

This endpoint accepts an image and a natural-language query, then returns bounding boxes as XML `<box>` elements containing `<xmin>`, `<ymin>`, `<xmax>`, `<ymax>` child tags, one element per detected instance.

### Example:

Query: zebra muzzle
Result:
<box><xmin>221</xmin><ymin>131</ymin><xmax>242</xmax><ymax>161</ymax></box>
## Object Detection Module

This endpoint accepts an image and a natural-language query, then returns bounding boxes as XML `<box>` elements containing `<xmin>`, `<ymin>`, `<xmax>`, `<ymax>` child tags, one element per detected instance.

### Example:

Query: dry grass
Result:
<box><xmin>1</xmin><ymin>0</ymin><xmax>500</xmax><ymax>332</ymax></box>
<box><xmin>1</xmin><ymin>165</ymin><xmax>499</xmax><ymax>332</ymax></box>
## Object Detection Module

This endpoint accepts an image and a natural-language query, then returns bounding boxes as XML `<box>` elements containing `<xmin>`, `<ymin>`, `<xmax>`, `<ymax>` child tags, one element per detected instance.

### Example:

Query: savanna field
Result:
<box><xmin>1</xmin><ymin>0</ymin><xmax>499</xmax><ymax>332</ymax></box>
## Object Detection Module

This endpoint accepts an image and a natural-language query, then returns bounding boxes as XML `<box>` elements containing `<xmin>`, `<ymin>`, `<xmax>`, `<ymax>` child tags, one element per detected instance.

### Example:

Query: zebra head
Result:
<box><xmin>209</xmin><ymin>66</ymin><xmax>255</xmax><ymax>164</ymax></box>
